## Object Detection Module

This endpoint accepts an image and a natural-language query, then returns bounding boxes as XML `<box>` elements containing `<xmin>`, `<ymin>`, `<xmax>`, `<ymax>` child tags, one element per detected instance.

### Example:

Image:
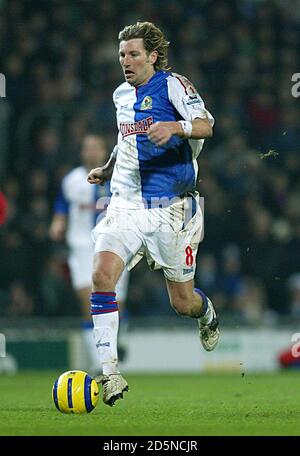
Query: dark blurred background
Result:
<box><xmin>0</xmin><ymin>0</ymin><xmax>300</xmax><ymax>325</ymax></box>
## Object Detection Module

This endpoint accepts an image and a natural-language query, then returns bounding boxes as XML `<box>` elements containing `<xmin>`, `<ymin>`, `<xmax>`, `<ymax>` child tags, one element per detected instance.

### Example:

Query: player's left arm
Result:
<box><xmin>148</xmin><ymin>118</ymin><xmax>212</xmax><ymax>146</ymax></box>
<box><xmin>148</xmin><ymin>74</ymin><xmax>214</xmax><ymax>146</ymax></box>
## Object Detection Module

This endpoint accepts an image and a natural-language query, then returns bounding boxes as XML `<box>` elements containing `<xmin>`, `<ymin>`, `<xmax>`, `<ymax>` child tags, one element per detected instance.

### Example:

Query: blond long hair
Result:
<box><xmin>118</xmin><ymin>21</ymin><xmax>170</xmax><ymax>71</ymax></box>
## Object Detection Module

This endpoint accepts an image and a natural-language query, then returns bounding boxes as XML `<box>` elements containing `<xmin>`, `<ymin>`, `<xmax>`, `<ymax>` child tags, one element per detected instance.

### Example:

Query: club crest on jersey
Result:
<box><xmin>141</xmin><ymin>96</ymin><xmax>152</xmax><ymax>110</ymax></box>
<box><xmin>120</xmin><ymin>116</ymin><xmax>154</xmax><ymax>138</ymax></box>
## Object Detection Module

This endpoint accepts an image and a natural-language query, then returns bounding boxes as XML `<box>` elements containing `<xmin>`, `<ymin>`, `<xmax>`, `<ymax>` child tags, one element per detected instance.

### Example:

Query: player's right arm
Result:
<box><xmin>87</xmin><ymin>152</ymin><xmax>116</xmax><ymax>185</ymax></box>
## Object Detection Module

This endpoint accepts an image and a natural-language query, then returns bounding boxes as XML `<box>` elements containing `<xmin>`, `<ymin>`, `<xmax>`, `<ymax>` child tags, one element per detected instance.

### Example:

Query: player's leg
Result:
<box><xmin>145</xmin><ymin>193</ymin><xmax>219</xmax><ymax>351</ymax></box>
<box><xmin>90</xmin><ymin>250</ymin><xmax>129</xmax><ymax>406</ymax></box>
<box><xmin>76</xmin><ymin>286</ymin><xmax>100</xmax><ymax>370</ymax></box>
<box><xmin>91</xmin><ymin>208</ymin><xmax>143</xmax><ymax>406</ymax></box>
<box><xmin>165</xmin><ymin>278</ymin><xmax>219</xmax><ymax>351</ymax></box>
<box><xmin>68</xmin><ymin>247</ymin><xmax>100</xmax><ymax>369</ymax></box>
<box><xmin>77</xmin><ymin>287</ymin><xmax>92</xmax><ymax>320</ymax></box>
<box><xmin>115</xmin><ymin>268</ymin><xmax>130</xmax><ymax>361</ymax></box>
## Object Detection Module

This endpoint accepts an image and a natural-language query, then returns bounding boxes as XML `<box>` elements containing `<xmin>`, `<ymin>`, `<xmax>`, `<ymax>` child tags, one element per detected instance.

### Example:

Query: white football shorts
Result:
<box><xmin>91</xmin><ymin>193</ymin><xmax>203</xmax><ymax>282</ymax></box>
<box><xmin>68</xmin><ymin>245</ymin><xmax>94</xmax><ymax>290</ymax></box>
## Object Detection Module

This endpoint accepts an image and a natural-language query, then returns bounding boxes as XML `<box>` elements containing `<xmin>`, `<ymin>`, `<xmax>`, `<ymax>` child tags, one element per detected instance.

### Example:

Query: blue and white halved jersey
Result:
<box><xmin>110</xmin><ymin>70</ymin><xmax>214</xmax><ymax>208</ymax></box>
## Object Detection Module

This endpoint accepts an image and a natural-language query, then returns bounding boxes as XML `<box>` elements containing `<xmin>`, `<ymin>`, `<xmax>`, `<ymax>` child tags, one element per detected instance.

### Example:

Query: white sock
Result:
<box><xmin>118</xmin><ymin>308</ymin><xmax>129</xmax><ymax>347</ymax></box>
<box><xmin>93</xmin><ymin>312</ymin><xmax>120</xmax><ymax>375</ymax></box>
<box><xmin>199</xmin><ymin>298</ymin><xmax>214</xmax><ymax>325</ymax></box>
<box><xmin>82</xmin><ymin>326</ymin><xmax>100</xmax><ymax>367</ymax></box>
<box><xmin>194</xmin><ymin>288</ymin><xmax>215</xmax><ymax>325</ymax></box>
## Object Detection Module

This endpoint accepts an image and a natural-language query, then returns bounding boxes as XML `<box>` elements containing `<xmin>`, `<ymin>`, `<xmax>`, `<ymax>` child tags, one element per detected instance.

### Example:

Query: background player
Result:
<box><xmin>87</xmin><ymin>22</ymin><xmax>219</xmax><ymax>406</ymax></box>
<box><xmin>50</xmin><ymin>134</ymin><xmax>130</xmax><ymax>372</ymax></box>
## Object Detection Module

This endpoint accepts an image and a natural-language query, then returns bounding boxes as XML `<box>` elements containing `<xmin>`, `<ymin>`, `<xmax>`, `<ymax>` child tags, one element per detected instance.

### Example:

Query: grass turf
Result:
<box><xmin>0</xmin><ymin>371</ymin><xmax>299</xmax><ymax>436</ymax></box>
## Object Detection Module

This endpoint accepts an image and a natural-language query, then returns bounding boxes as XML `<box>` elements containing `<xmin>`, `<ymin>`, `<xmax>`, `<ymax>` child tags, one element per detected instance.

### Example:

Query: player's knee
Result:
<box><xmin>92</xmin><ymin>267</ymin><xmax>115</xmax><ymax>291</ymax></box>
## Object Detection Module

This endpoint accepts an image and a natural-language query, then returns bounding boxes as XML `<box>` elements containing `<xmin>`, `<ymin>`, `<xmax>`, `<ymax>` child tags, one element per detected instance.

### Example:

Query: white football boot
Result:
<box><xmin>94</xmin><ymin>373</ymin><xmax>129</xmax><ymax>407</ymax></box>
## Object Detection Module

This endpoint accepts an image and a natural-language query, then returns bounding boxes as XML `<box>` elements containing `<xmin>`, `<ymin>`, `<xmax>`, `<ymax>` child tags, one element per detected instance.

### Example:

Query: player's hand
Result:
<box><xmin>49</xmin><ymin>217</ymin><xmax>66</xmax><ymax>241</ymax></box>
<box><xmin>87</xmin><ymin>157</ymin><xmax>116</xmax><ymax>185</ymax></box>
<box><xmin>148</xmin><ymin>122</ymin><xmax>174</xmax><ymax>146</ymax></box>
<box><xmin>87</xmin><ymin>167</ymin><xmax>108</xmax><ymax>185</ymax></box>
